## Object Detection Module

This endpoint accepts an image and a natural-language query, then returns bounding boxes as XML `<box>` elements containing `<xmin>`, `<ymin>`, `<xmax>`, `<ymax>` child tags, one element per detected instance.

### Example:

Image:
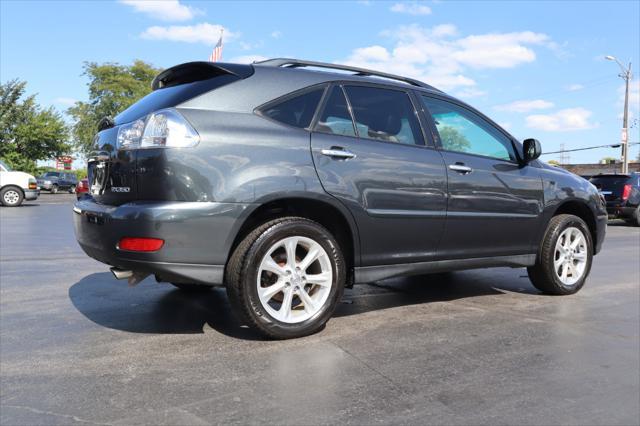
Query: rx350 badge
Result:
<box><xmin>110</xmin><ymin>187</ymin><xmax>130</xmax><ymax>193</ymax></box>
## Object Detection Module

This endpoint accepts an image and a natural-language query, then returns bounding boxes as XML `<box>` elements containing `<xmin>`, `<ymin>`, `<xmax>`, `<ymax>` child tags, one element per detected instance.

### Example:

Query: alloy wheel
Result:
<box><xmin>256</xmin><ymin>236</ymin><xmax>333</xmax><ymax>324</ymax></box>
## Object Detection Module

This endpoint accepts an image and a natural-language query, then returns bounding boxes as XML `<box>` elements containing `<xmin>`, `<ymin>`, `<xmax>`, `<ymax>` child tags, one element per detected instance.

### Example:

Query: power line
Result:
<box><xmin>541</xmin><ymin>142</ymin><xmax>640</xmax><ymax>155</ymax></box>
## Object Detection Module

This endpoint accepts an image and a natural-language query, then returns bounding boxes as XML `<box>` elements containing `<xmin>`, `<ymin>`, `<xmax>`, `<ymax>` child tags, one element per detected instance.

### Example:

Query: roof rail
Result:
<box><xmin>255</xmin><ymin>58</ymin><xmax>441</xmax><ymax>91</ymax></box>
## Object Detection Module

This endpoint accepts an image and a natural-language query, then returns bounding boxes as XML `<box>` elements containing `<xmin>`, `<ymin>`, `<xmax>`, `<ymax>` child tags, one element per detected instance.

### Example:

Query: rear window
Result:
<box><xmin>589</xmin><ymin>175</ymin><xmax>631</xmax><ymax>190</ymax></box>
<box><xmin>261</xmin><ymin>87</ymin><xmax>325</xmax><ymax>129</ymax></box>
<box><xmin>115</xmin><ymin>74</ymin><xmax>241</xmax><ymax>125</ymax></box>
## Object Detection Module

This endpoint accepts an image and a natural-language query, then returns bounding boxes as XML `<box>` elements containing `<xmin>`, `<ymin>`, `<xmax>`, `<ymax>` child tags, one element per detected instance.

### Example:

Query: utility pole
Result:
<box><xmin>606</xmin><ymin>55</ymin><xmax>632</xmax><ymax>174</ymax></box>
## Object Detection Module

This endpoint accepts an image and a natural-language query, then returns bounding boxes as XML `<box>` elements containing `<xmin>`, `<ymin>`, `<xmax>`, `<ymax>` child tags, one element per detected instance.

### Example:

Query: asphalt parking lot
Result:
<box><xmin>1</xmin><ymin>193</ymin><xmax>639</xmax><ymax>425</ymax></box>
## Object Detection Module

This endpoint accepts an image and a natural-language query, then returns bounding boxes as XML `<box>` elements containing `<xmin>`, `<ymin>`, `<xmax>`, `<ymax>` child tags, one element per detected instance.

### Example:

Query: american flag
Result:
<box><xmin>209</xmin><ymin>30</ymin><xmax>223</xmax><ymax>62</ymax></box>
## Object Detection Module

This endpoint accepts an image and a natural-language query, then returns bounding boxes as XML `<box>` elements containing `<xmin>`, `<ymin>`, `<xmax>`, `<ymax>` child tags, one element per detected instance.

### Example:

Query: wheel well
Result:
<box><xmin>230</xmin><ymin>198</ymin><xmax>356</xmax><ymax>276</ymax></box>
<box><xmin>0</xmin><ymin>185</ymin><xmax>24</xmax><ymax>195</ymax></box>
<box><xmin>553</xmin><ymin>201</ymin><xmax>598</xmax><ymax>251</ymax></box>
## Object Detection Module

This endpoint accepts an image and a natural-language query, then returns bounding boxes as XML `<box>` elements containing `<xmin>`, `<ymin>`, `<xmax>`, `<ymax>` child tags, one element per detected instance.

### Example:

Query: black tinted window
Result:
<box><xmin>262</xmin><ymin>88</ymin><xmax>325</xmax><ymax>129</ymax></box>
<box><xmin>314</xmin><ymin>86</ymin><xmax>356</xmax><ymax>137</ymax></box>
<box><xmin>421</xmin><ymin>96</ymin><xmax>515</xmax><ymax>161</ymax></box>
<box><xmin>344</xmin><ymin>86</ymin><xmax>423</xmax><ymax>145</ymax></box>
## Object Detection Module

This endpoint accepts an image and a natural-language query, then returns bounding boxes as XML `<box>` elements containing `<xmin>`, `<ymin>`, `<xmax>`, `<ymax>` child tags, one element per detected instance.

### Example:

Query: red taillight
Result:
<box><xmin>622</xmin><ymin>184</ymin><xmax>632</xmax><ymax>201</ymax></box>
<box><xmin>118</xmin><ymin>237</ymin><xmax>164</xmax><ymax>252</ymax></box>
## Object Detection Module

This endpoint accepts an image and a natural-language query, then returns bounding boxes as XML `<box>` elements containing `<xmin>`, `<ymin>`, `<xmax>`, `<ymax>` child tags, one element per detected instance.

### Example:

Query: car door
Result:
<box><xmin>311</xmin><ymin>84</ymin><xmax>448</xmax><ymax>266</ymax></box>
<box><xmin>419</xmin><ymin>94</ymin><xmax>544</xmax><ymax>259</ymax></box>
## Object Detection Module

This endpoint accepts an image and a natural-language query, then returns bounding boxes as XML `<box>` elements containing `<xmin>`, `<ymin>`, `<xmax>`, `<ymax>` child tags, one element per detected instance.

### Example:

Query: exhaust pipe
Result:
<box><xmin>110</xmin><ymin>267</ymin><xmax>149</xmax><ymax>286</ymax></box>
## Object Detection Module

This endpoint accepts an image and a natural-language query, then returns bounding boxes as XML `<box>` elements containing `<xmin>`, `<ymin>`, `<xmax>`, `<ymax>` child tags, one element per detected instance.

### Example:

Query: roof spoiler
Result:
<box><xmin>255</xmin><ymin>58</ymin><xmax>441</xmax><ymax>92</ymax></box>
<box><xmin>151</xmin><ymin>61</ymin><xmax>254</xmax><ymax>91</ymax></box>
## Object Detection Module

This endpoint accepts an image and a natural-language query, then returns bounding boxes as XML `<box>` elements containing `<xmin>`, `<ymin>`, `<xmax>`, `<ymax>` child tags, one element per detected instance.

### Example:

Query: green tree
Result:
<box><xmin>0</xmin><ymin>79</ymin><xmax>69</xmax><ymax>174</ymax></box>
<box><xmin>68</xmin><ymin>60</ymin><xmax>161</xmax><ymax>155</ymax></box>
<box><xmin>438</xmin><ymin>126</ymin><xmax>471</xmax><ymax>152</ymax></box>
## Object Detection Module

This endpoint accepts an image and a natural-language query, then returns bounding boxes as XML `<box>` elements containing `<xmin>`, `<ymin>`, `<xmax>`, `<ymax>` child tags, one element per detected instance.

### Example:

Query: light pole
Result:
<box><xmin>605</xmin><ymin>55</ymin><xmax>632</xmax><ymax>174</ymax></box>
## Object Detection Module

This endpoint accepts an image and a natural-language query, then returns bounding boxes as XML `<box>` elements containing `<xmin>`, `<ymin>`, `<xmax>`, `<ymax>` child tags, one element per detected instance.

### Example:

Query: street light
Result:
<box><xmin>605</xmin><ymin>55</ymin><xmax>632</xmax><ymax>174</ymax></box>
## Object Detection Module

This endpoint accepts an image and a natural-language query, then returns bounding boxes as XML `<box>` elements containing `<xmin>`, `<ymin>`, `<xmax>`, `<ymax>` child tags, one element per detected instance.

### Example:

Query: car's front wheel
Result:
<box><xmin>527</xmin><ymin>214</ymin><xmax>593</xmax><ymax>295</ymax></box>
<box><xmin>50</xmin><ymin>184</ymin><xmax>58</xmax><ymax>194</ymax></box>
<box><xmin>226</xmin><ymin>217</ymin><xmax>345</xmax><ymax>339</ymax></box>
<box><xmin>69</xmin><ymin>185</ymin><xmax>76</xmax><ymax>194</ymax></box>
<box><xmin>0</xmin><ymin>186</ymin><xmax>24</xmax><ymax>207</ymax></box>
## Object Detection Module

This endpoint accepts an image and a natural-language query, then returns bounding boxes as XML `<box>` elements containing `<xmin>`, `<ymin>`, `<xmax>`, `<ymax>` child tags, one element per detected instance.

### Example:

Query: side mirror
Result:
<box><xmin>523</xmin><ymin>138</ymin><xmax>542</xmax><ymax>163</ymax></box>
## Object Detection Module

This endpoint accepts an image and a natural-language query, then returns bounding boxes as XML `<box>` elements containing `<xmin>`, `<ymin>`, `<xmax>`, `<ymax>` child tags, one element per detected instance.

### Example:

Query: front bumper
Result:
<box><xmin>73</xmin><ymin>198</ymin><xmax>253</xmax><ymax>285</ymax></box>
<box><xmin>23</xmin><ymin>189</ymin><xmax>39</xmax><ymax>201</ymax></box>
<box><xmin>37</xmin><ymin>182</ymin><xmax>52</xmax><ymax>190</ymax></box>
<box><xmin>594</xmin><ymin>214</ymin><xmax>607</xmax><ymax>255</ymax></box>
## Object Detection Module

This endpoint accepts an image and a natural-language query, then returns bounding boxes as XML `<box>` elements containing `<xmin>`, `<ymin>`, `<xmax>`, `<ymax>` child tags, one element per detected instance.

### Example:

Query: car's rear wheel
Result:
<box><xmin>170</xmin><ymin>283</ymin><xmax>212</xmax><ymax>292</ymax></box>
<box><xmin>50</xmin><ymin>184</ymin><xmax>58</xmax><ymax>194</ymax></box>
<box><xmin>527</xmin><ymin>214</ymin><xmax>593</xmax><ymax>295</ymax></box>
<box><xmin>0</xmin><ymin>186</ymin><xmax>24</xmax><ymax>207</ymax></box>
<box><xmin>625</xmin><ymin>207</ymin><xmax>640</xmax><ymax>227</ymax></box>
<box><xmin>226</xmin><ymin>217</ymin><xmax>345</xmax><ymax>339</ymax></box>
<box><xmin>69</xmin><ymin>185</ymin><xmax>76</xmax><ymax>194</ymax></box>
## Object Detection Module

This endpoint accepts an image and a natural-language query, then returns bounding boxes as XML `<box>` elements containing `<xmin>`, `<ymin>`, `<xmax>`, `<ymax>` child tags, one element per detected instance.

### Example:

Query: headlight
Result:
<box><xmin>116</xmin><ymin>109</ymin><xmax>199</xmax><ymax>150</ymax></box>
<box><xmin>44</xmin><ymin>180</ymin><xmax>52</xmax><ymax>184</ymax></box>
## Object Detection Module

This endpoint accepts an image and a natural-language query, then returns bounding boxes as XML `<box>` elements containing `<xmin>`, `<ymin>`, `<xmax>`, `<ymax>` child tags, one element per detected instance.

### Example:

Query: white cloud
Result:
<box><xmin>526</xmin><ymin>108</ymin><xmax>598</xmax><ymax>132</ymax></box>
<box><xmin>390</xmin><ymin>2</ymin><xmax>432</xmax><ymax>15</ymax></box>
<box><xmin>230</xmin><ymin>55</ymin><xmax>269</xmax><ymax>64</ymax></box>
<box><xmin>454</xmin><ymin>87</ymin><xmax>487</xmax><ymax>99</ymax></box>
<box><xmin>495</xmin><ymin>99</ymin><xmax>554</xmax><ymax>113</ymax></box>
<box><xmin>119</xmin><ymin>0</ymin><xmax>199</xmax><ymax>22</ymax></box>
<box><xmin>271</xmin><ymin>31</ymin><xmax>282</xmax><ymax>39</ymax></box>
<box><xmin>342</xmin><ymin>24</ymin><xmax>554</xmax><ymax>91</ymax></box>
<box><xmin>140</xmin><ymin>23</ymin><xmax>237</xmax><ymax>45</ymax></box>
<box><xmin>54</xmin><ymin>97</ymin><xmax>77</xmax><ymax>107</ymax></box>
<box><xmin>565</xmin><ymin>83</ymin><xmax>584</xmax><ymax>91</ymax></box>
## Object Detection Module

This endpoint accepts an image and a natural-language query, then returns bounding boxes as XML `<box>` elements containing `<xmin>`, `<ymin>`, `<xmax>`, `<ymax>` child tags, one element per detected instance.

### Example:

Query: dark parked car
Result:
<box><xmin>590</xmin><ymin>173</ymin><xmax>640</xmax><ymax>226</ymax></box>
<box><xmin>75</xmin><ymin>178</ymin><xmax>89</xmax><ymax>200</ymax></box>
<box><xmin>73</xmin><ymin>59</ymin><xmax>607</xmax><ymax>339</ymax></box>
<box><xmin>37</xmin><ymin>171</ymin><xmax>78</xmax><ymax>194</ymax></box>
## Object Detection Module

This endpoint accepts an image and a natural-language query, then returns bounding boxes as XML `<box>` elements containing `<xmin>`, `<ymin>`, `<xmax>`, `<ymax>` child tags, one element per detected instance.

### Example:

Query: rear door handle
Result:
<box><xmin>449</xmin><ymin>164</ymin><xmax>473</xmax><ymax>174</ymax></box>
<box><xmin>321</xmin><ymin>148</ymin><xmax>356</xmax><ymax>159</ymax></box>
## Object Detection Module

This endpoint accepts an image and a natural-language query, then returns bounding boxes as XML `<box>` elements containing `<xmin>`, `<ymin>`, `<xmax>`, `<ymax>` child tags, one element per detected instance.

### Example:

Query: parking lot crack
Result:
<box><xmin>2</xmin><ymin>404</ymin><xmax>110</xmax><ymax>425</ymax></box>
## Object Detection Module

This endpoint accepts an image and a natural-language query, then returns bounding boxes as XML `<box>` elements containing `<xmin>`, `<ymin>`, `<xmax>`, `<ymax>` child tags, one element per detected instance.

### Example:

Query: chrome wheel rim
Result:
<box><xmin>256</xmin><ymin>236</ymin><xmax>333</xmax><ymax>324</ymax></box>
<box><xmin>554</xmin><ymin>227</ymin><xmax>588</xmax><ymax>286</ymax></box>
<box><xmin>3</xmin><ymin>190</ymin><xmax>20</xmax><ymax>205</ymax></box>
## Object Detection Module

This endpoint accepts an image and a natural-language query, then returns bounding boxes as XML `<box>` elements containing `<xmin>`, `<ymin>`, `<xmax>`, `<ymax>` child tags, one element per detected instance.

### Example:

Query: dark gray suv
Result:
<box><xmin>74</xmin><ymin>59</ymin><xmax>607</xmax><ymax>339</ymax></box>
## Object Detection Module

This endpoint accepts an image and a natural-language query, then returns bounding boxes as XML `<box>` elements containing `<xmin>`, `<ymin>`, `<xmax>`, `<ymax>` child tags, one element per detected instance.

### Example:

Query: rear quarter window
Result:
<box><xmin>259</xmin><ymin>87</ymin><xmax>326</xmax><ymax>129</ymax></box>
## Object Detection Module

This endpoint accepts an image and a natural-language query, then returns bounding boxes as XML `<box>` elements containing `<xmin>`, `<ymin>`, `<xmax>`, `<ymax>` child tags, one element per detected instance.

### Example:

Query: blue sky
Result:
<box><xmin>1</xmin><ymin>0</ymin><xmax>639</xmax><ymax>163</ymax></box>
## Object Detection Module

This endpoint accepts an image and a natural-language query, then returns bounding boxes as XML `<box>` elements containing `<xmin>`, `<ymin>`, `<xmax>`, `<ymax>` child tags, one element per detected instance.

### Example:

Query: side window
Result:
<box><xmin>261</xmin><ymin>87</ymin><xmax>325</xmax><ymax>129</ymax></box>
<box><xmin>314</xmin><ymin>86</ymin><xmax>357</xmax><ymax>137</ymax></box>
<box><xmin>344</xmin><ymin>86</ymin><xmax>423</xmax><ymax>145</ymax></box>
<box><xmin>421</xmin><ymin>96</ymin><xmax>515</xmax><ymax>161</ymax></box>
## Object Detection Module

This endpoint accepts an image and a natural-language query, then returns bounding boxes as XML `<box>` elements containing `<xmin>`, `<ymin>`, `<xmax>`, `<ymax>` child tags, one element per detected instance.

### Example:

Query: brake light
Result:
<box><xmin>622</xmin><ymin>184</ymin><xmax>632</xmax><ymax>200</ymax></box>
<box><xmin>118</xmin><ymin>237</ymin><xmax>164</xmax><ymax>252</ymax></box>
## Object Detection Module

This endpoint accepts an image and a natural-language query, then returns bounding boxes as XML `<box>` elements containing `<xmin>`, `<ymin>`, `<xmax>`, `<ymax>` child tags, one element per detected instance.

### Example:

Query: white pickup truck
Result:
<box><xmin>0</xmin><ymin>159</ymin><xmax>39</xmax><ymax>206</ymax></box>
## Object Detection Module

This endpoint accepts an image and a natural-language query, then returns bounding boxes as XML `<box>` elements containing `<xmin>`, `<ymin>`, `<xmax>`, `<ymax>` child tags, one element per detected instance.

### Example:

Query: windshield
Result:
<box><xmin>0</xmin><ymin>159</ymin><xmax>11</xmax><ymax>172</ymax></box>
<box><xmin>42</xmin><ymin>172</ymin><xmax>60</xmax><ymax>178</ymax></box>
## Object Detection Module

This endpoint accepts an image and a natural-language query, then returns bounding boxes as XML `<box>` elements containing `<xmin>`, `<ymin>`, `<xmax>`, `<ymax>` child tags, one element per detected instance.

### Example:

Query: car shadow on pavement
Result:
<box><xmin>69</xmin><ymin>270</ymin><xmax>536</xmax><ymax>340</ymax></box>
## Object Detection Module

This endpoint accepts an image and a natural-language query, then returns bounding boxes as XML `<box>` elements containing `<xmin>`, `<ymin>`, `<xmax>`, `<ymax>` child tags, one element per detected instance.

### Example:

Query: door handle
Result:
<box><xmin>449</xmin><ymin>164</ymin><xmax>473</xmax><ymax>174</ymax></box>
<box><xmin>321</xmin><ymin>148</ymin><xmax>356</xmax><ymax>159</ymax></box>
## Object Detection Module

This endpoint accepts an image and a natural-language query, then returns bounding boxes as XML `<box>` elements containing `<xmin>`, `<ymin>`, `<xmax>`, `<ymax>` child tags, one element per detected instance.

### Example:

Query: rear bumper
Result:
<box><xmin>23</xmin><ymin>189</ymin><xmax>39</xmax><ymax>200</ymax></box>
<box><xmin>73</xmin><ymin>198</ymin><xmax>253</xmax><ymax>285</ymax></box>
<box><xmin>606</xmin><ymin>204</ymin><xmax>636</xmax><ymax>219</ymax></box>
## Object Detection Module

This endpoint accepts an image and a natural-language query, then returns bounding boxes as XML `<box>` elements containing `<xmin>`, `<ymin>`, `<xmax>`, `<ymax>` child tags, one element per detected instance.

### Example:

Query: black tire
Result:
<box><xmin>625</xmin><ymin>207</ymin><xmax>640</xmax><ymax>227</ymax></box>
<box><xmin>50</xmin><ymin>184</ymin><xmax>58</xmax><ymax>194</ymax></box>
<box><xmin>0</xmin><ymin>186</ymin><xmax>24</xmax><ymax>207</ymax></box>
<box><xmin>527</xmin><ymin>214</ymin><xmax>593</xmax><ymax>295</ymax></box>
<box><xmin>226</xmin><ymin>217</ymin><xmax>346</xmax><ymax>339</ymax></box>
<box><xmin>170</xmin><ymin>283</ymin><xmax>212</xmax><ymax>292</ymax></box>
<box><xmin>69</xmin><ymin>185</ymin><xmax>76</xmax><ymax>194</ymax></box>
